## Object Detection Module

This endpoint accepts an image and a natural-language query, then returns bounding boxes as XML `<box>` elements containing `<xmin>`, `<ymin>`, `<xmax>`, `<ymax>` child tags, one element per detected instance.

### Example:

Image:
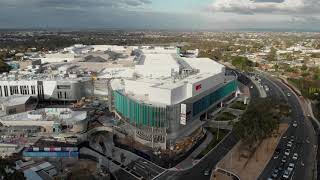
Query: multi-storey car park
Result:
<box><xmin>0</xmin><ymin>73</ymin><xmax>93</xmax><ymax>101</ymax></box>
<box><xmin>109</xmin><ymin>47</ymin><xmax>238</xmax><ymax>150</ymax></box>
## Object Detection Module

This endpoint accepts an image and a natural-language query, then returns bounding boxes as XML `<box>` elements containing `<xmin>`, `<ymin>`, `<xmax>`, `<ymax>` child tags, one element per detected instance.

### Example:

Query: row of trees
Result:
<box><xmin>233</xmin><ymin>99</ymin><xmax>289</xmax><ymax>149</ymax></box>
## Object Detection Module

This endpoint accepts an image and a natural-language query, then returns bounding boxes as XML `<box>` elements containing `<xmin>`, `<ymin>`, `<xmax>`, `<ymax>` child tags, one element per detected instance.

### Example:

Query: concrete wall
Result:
<box><xmin>4</xmin><ymin>104</ymin><xmax>25</xmax><ymax>115</ymax></box>
<box><xmin>0</xmin><ymin>121</ymin><xmax>54</xmax><ymax>132</ymax></box>
<box><xmin>187</xmin><ymin>73</ymin><xmax>225</xmax><ymax>98</ymax></box>
<box><xmin>149</xmin><ymin>88</ymin><xmax>172</xmax><ymax>105</ymax></box>
<box><xmin>170</xmin><ymin>84</ymin><xmax>188</xmax><ymax>104</ymax></box>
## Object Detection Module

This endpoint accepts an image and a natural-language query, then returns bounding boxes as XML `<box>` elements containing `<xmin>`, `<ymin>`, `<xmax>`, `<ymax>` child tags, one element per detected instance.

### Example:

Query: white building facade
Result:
<box><xmin>111</xmin><ymin>49</ymin><xmax>238</xmax><ymax>150</ymax></box>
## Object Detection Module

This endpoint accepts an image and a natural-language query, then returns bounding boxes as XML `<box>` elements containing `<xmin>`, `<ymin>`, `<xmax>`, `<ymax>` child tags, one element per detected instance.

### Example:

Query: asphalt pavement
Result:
<box><xmin>258</xmin><ymin>74</ymin><xmax>317</xmax><ymax>180</ymax></box>
<box><xmin>156</xmin><ymin>73</ymin><xmax>317</xmax><ymax>180</ymax></box>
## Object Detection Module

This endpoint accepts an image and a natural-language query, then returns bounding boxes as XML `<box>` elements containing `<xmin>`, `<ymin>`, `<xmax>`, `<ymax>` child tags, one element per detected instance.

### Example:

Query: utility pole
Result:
<box><xmin>217</xmin><ymin>121</ymin><xmax>220</xmax><ymax>140</ymax></box>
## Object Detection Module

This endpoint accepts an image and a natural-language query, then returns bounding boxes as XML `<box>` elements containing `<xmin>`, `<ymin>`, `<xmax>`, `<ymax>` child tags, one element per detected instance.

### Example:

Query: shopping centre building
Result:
<box><xmin>110</xmin><ymin>48</ymin><xmax>238</xmax><ymax>150</ymax></box>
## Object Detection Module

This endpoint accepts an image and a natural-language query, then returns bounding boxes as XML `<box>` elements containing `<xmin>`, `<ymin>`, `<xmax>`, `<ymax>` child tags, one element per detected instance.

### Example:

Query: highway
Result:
<box><xmin>156</xmin><ymin>72</ymin><xmax>317</xmax><ymax>180</ymax></box>
<box><xmin>258</xmin><ymin>73</ymin><xmax>317</xmax><ymax>180</ymax></box>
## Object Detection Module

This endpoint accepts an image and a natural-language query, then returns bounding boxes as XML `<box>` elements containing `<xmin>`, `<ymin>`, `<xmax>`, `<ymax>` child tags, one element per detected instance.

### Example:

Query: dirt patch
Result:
<box><xmin>211</xmin><ymin>170</ymin><xmax>233</xmax><ymax>180</ymax></box>
<box><xmin>213</xmin><ymin>123</ymin><xmax>289</xmax><ymax>180</ymax></box>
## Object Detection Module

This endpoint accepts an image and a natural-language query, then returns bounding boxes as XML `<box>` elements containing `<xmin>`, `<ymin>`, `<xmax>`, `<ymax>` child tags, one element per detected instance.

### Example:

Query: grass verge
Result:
<box><xmin>215</xmin><ymin>111</ymin><xmax>237</xmax><ymax>121</ymax></box>
<box><xmin>196</xmin><ymin>128</ymin><xmax>229</xmax><ymax>159</ymax></box>
<box><xmin>230</xmin><ymin>101</ymin><xmax>247</xmax><ymax>110</ymax></box>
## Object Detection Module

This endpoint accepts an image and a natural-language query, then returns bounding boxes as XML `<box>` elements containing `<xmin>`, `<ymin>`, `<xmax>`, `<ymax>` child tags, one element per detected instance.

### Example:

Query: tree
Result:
<box><xmin>313</xmin><ymin>67</ymin><xmax>320</xmax><ymax>80</ymax></box>
<box><xmin>0</xmin><ymin>156</ymin><xmax>24</xmax><ymax>180</ymax></box>
<box><xmin>0</xmin><ymin>59</ymin><xmax>10</xmax><ymax>73</ymax></box>
<box><xmin>267</xmin><ymin>47</ymin><xmax>277</xmax><ymax>61</ymax></box>
<box><xmin>233</xmin><ymin>99</ymin><xmax>280</xmax><ymax>148</ymax></box>
<box><xmin>301</xmin><ymin>64</ymin><xmax>308</xmax><ymax>72</ymax></box>
<box><xmin>273</xmin><ymin>64</ymin><xmax>279</xmax><ymax>72</ymax></box>
<box><xmin>231</xmin><ymin>56</ymin><xmax>253</xmax><ymax>72</ymax></box>
<box><xmin>286</xmin><ymin>53</ymin><xmax>294</xmax><ymax>61</ymax></box>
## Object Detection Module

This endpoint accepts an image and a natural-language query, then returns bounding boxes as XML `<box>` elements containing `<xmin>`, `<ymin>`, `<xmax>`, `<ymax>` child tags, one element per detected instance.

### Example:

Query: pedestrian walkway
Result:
<box><xmin>174</xmin><ymin>130</ymin><xmax>213</xmax><ymax>170</ymax></box>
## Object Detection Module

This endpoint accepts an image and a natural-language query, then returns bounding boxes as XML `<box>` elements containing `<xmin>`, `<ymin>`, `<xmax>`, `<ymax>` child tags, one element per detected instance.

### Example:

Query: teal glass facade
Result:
<box><xmin>114</xmin><ymin>80</ymin><xmax>237</xmax><ymax>127</ymax></box>
<box><xmin>114</xmin><ymin>91</ymin><xmax>166</xmax><ymax>128</ymax></box>
<box><xmin>192</xmin><ymin>80</ymin><xmax>237</xmax><ymax>116</ymax></box>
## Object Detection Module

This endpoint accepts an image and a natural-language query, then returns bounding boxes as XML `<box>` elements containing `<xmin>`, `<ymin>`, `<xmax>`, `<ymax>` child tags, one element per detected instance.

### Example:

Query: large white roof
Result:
<box><xmin>182</xmin><ymin>57</ymin><xmax>225</xmax><ymax>74</ymax></box>
<box><xmin>135</xmin><ymin>54</ymin><xmax>180</xmax><ymax>78</ymax></box>
<box><xmin>112</xmin><ymin>53</ymin><xmax>229</xmax><ymax>105</ymax></box>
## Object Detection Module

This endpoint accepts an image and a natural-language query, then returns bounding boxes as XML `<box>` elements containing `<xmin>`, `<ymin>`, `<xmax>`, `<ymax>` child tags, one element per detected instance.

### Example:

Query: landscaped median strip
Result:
<box><xmin>196</xmin><ymin>128</ymin><xmax>230</xmax><ymax>159</ymax></box>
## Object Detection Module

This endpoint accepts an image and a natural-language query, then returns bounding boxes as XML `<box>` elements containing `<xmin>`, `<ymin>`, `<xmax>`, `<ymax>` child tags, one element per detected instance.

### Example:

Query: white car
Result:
<box><xmin>281</xmin><ymin>156</ymin><xmax>287</xmax><ymax>163</ymax></box>
<box><xmin>287</xmin><ymin>141</ymin><xmax>293</xmax><ymax>148</ymax></box>
<box><xmin>293</xmin><ymin>123</ymin><xmax>297</xmax><ymax>127</ymax></box>
<box><xmin>292</xmin><ymin>153</ymin><xmax>298</xmax><ymax>160</ymax></box>
<box><xmin>287</xmin><ymin>93</ymin><xmax>291</xmax><ymax>97</ymax></box>
<box><xmin>288</xmin><ymin>163</ymin><xmax>295</xmax><ymax>171</ymax></box>
<box><xmin>282</xmin><ymin>170</ymin><xmax>290</xmax><ymax>179</ymax></box>
<box><xmin>285</xmin><ymin>149</ymin><xmax>290</xmax><ymax>156</ymax></box>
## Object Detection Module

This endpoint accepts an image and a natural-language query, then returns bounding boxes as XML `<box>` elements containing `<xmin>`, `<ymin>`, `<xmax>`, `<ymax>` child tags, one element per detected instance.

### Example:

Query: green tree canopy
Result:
<box><xmin>267</xmin><ymin>47</ymin><xmax>277</xmax><ymax>61</ymax></box>
<box><xmin>233</xmin><ymin>99</ymin><xmax>282</xmax><ymax>147</ymax></box>
<box><xmin>0</xmin><ymin>59</ymin><xmax>10</xmax><ymax>73</ymax></box>
<box><xmin>231</xmin><ymin>56</ymin><xmax>254</xmax><ymax>72</ymax></box>
<box><xmin>301</xmin><ymin>64</ymin><xmax>308</xmax><ymax>71</ymax></box>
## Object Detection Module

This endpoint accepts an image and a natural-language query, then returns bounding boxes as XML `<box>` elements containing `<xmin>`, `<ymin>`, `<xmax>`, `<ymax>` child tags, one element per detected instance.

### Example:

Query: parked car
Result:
<box><xmin>272</xmin><ymin>169</ymin><xmax>279</xmax><ymax>178</ymax></box>
<box><xmin>285</xmin><ymin>149</ymin><xmax>290</xmax><ymax>156</ymax></box>
<box><xmin>287</xmin><ymin>141</ymin><xmax>293</xmax><ymax>148</ymax></box>
<box><xmin>292</xmin><ymin>153</ymin><xmax>298</xmax><ymax>160</ymax></box>
<box><xmin>288</xmin><ymin>163</ymin><xmax>295</xmax><ymax>171</ymax></box>
<box><xmin>290</xmin><ymin>136</ymin><xmax>295</xmax><ymax>142</ymax></box>
<box><xmin>281</xmin><ymin>156</ymin><xmax>287</xmax><ymax>163</ymax></box>
<box><xmin>278</xmin><ymin>164</ymin><xmax>284</xmax><ymax>171</ymax></box>
<box><xmin>204</xmin><ymin>169</ymin><xmax>210</xmax><ymax>176</ymax></box>
<box><xmin>282</xmin><ymin>170</ymin><xmax>290</xmax><ymax>179</ymax></box>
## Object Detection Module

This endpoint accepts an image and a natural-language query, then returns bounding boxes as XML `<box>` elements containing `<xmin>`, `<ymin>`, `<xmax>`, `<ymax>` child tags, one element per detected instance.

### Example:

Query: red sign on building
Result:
<box><xmin>195</xmin><ymin>84</ymin><xmax>202</xmax><ymax>91</ymax></box>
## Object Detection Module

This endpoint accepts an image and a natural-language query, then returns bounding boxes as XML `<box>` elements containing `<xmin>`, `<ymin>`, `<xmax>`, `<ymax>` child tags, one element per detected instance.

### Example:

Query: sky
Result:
<box><xmin>0</xmin><ymin>0</ymin><xmax>319</xmax><ymax>31</ymax></box>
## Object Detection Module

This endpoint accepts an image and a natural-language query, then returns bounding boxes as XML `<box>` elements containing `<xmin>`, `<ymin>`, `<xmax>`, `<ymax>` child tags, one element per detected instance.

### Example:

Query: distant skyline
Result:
<box><xmin>0</xmin><ymin>0</ymin><xmax>319</xmax><ymax>31</ymax></box>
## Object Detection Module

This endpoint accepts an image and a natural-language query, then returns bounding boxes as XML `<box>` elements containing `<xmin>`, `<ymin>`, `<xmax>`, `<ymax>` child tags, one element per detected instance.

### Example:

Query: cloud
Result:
<box><xmin>208</xmin><ymin>0</ymin><xmax>320</xmax><ymax>15</ymax></box>
<box><xmin>253</xmin><ymin>0</ymin><xmax>285</xmax><ymax>2</ymax></box>
<box><xmin>289</xmin><ymin>15</ymin><xmax>320</xmax><ymax>24</ymax></box>
<box><xmin>0</xmin><ymin>0</ymin><xmax>151</xmax><ymax>9</ymax></box>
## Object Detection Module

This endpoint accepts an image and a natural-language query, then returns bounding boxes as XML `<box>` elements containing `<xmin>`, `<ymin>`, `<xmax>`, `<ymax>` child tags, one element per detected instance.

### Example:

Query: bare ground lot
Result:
<box><xmin>212</xmin><ymin>123</ymin><xmax>289</xmax><ymax>180</ymax></box>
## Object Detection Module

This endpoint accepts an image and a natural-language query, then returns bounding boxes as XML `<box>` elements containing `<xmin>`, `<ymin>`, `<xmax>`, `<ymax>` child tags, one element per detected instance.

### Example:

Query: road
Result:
<box><xmin>82</xmin><ymin>132</ymin><xmax>166</xmax><ymax>180</ymax></box>
<box><xmin>156</xmin><ymin>132</ymin><xmax>238</xmax><ymax>180</ymax></box>
<box><xmin>156</xmin><ymin>72</ymin><xmax>317</xmax><ymax>180</ymax></box>
<box><xmin>258</xmin><ymin>73</ymin><xmax>317</xmax><ymax>180</ymax></box>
